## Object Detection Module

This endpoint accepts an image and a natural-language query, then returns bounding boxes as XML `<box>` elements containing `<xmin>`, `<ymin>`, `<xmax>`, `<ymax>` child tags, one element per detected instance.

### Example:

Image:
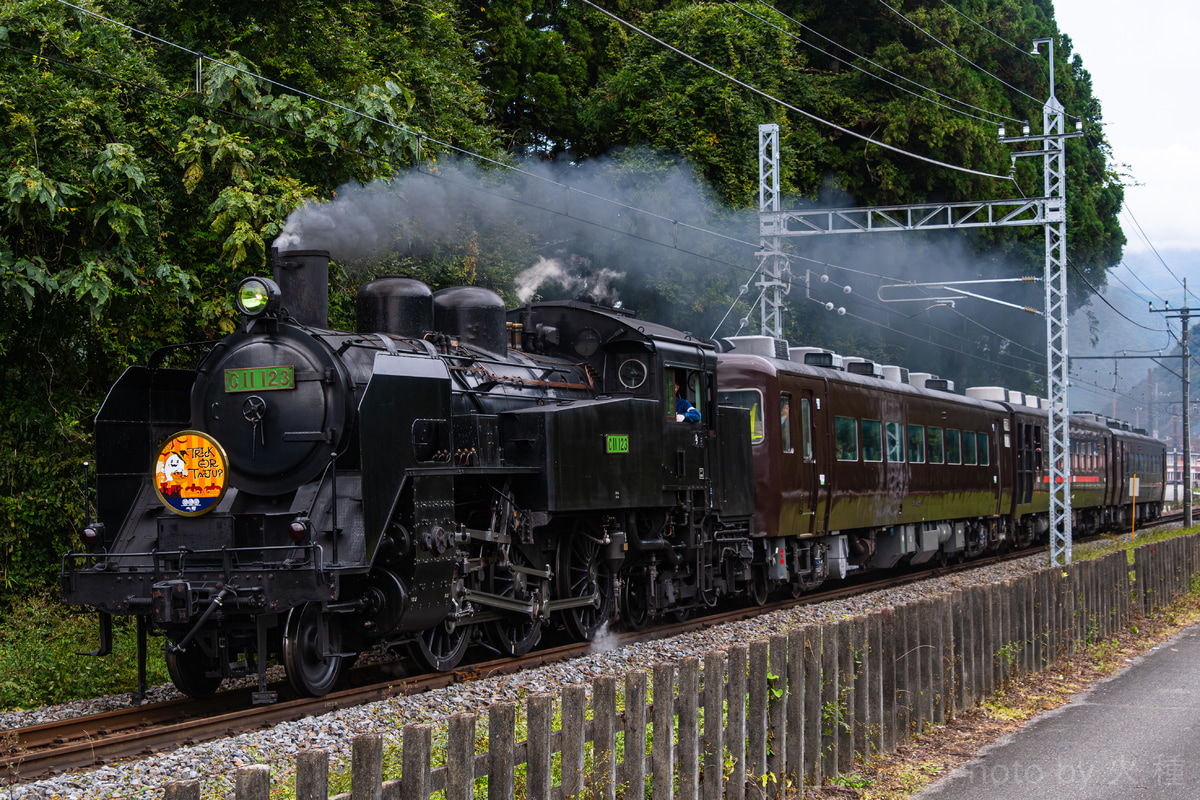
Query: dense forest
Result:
<box><xmin>0</xmin><ymin>0</ymin><xmax>1123</xmax><ymax>594</ymax></box>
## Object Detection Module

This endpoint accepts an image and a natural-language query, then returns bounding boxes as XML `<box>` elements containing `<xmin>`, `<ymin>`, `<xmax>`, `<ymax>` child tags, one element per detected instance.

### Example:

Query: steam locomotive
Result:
<box><xmin>60</xmin><ymin>249</ymin><xmax>1165</xmax><ymax>701</ymax></box>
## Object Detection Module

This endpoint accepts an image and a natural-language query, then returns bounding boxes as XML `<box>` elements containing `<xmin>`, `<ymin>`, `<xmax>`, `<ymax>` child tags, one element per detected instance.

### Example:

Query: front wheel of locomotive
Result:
<box><xmin>165</xmin><ymin>648</ymin><xmax>223</xmax><ymax>699</ymax></box>
<box><xmin>410</xmin><ymin>619</ymin><xmax>472</xmax><ymax>672</ymax></box>
<box><xmin>557</xmin><ymin>527</ymin><xmax>614</xmax><ymax>641</ymax></box>
<box><xmin>283</xmin><ymin>602</ymin><xmax>350</xmax><ymax>697</ymax></box>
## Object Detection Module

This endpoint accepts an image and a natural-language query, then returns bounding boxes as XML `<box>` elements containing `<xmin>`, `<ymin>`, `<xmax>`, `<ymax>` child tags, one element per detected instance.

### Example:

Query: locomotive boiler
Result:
<box><xmin>61</xmin><ymin>250</ymin><xmax>756</xmax><ymax>701</ymax></box>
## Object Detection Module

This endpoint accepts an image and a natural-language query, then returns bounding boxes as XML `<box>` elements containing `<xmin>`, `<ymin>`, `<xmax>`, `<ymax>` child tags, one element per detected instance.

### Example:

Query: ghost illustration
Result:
<box><xmin>162</xmin><ymin>452</ymin><xmax>188</xmax><ymax>482</ymax></box>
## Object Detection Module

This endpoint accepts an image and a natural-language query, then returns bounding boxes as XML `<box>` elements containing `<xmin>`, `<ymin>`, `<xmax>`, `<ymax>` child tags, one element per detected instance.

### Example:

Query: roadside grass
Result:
<box><xmin>0</xmin><ymin>590</ymin><xmax>169</xmax><ymax>710</ymax></box>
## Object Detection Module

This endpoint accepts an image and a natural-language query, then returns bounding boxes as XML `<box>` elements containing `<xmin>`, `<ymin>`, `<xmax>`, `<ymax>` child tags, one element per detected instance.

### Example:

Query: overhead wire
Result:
<box><xmin>735</xmin><ymin>0</ymin><xmax>1023</xmax><ymax>126</ymax></box>
<box><xmin>871</xmin><ymin>0</ymin><xmax>1043</xmax><ymax>106</ymax></box>
<box><xmin>577</xmin><ymin>0</ymin><xmax>1016</xmax><ymax>183</ymax></box>
<box><xmin>936</xmin><ymin>0</ymin><xmax>1041</xmax><ymax>60</ymax></box>
<box><xmin>1121</xmin><ymin>203</ymin><xmax>1196</xmax><ymax>302</ymax></box>
<box><xmin>1107</xmin><ymin>265</ymin><xmax>1164</xmax><ymax>306</ymax></box>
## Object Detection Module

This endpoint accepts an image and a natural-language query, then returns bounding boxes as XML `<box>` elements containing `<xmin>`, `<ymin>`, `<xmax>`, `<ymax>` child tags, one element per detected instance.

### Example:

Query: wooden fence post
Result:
<box><xmin>949</xmin><ymin>590</ymin><xmax>965</xmax><ymax>716</ymax></box>
<box><xmin>836</xmin><ymin>618</ymin><xmax>855</xmax><ymax>773</ymax></box>
<box><xmin>817</xmin><ymin>619</ymin><xmax>839</xmax><ymax>777</ymax></box>
<box><xmin>400</xmin><ymin>724</ymin><xmax>430</xmax><ymax>800</ymax></box>
<box><xmin>879</xmin><ymin>608</ymin><xmax>897</xmax><ymax>755</ymax></box>
<box><xmin>892</xmin><ymin>603</ymin><xmax>911</xmax><ymax>746</ymax></box>
<box><xmin>785</xmin><ymin>630</ymin><xmax>803</xmax><ymax>793</ymax></box>
<box><xmin>914</xmin><ymin>600</ymin><xmax>931</xmax><ymax>733</ymax></box>
<box><xmin>447</xmin><ymin>713</ymin><xmax>476</xmax><ymax>800</ymax></box>
<box><xmin>767</xmin><ymin>635</ymin><xmax>787</xmax><ymax>799</ymax></box>
<box><xmin>726</xmin><ymin>645</ymin><xmax>748</xmax><ymax>800</ymax></box>
<box><xmin>930</xmin><ymin>597</ymin><xmax>945</xmax><ymax>725</ymax></box>
<box><xmin>593</xmin><ymin>677</ymin><xmax>617</xmax><ymax>800</ymax></box>
<box><xmin>526</xmin><ymin>695</ymin><xmax>552</xmax><ymax>800</ymax></box>
<box><xmin>653</xmin><ymin>662</ymin><xmax>676</xmax><ymax>800</ymax></box>
<box><xmin>562</xmin><ymin>683</ymin><xmax>586</xmax><ymax>800</ymax></box>
<box><xmin>625</xmin><ymin>671</ymin><xmax>648</xmax><ymax>800</ymax></box>
<box><xmin>164</xmin><ymin>782</ymin><xmax>200</xmax><ymax>800</ymax></box>
<box><xmin>236</xmin><ymin>765</ymin><xmax>270</xmax><ymax>800</ymax></box>
<box><xmin>940</xmin><ymin>596</ymin><xmax>955</xmax><ymax>720</ymax></box>
<box><xmin>863</xmin><ymin>612</ymin><xmax>881</xmax><ymax>753</ymax></box>
<box><xmin>802</xmin><ymin>625</ymin><xmax>822</xmax><ymax>785</ymax></box>
<box><xmin>747</xmin><ymin>639</ymin><xmax>769</xmax><ymax>786</ymax></box>
<box><xmin>488</xmin><ymin>703</ymin><xmax>516</xmax><ymax>800</ymax></box>
<box><xmin>350</xmin><ymin>734</ymin><xmax>383</xmax><ymax>800</ymax></box>
<box><xmin>296</xmin><ymin>750</ymin><xmax>328</xmax><ymax>800</ymax></box>
<box><xmin>678</xmin><ymin>659</ymin><xmax>701</xmax><ymax>800</ymax></box>
<box><xmin>851</xmin><ymin>619</ymin><xmax>869</xmax><ymax>760</ymax></box>
<box><xmin>703</xmin><ymin>651</ymin><xmax>727</xmax><ymax>800</ymax></box>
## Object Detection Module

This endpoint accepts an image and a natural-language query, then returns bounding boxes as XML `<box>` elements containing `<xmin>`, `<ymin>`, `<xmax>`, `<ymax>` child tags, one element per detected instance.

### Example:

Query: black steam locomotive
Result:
<box><xmin>61</xmin><ymin>249</ymin><xmax>1165</xmax><ymax>701</ymax></box>
<box><xmin>61</xmin><ymin>250</ymin><xmax>756</xmax><ymax>701</ymax></box>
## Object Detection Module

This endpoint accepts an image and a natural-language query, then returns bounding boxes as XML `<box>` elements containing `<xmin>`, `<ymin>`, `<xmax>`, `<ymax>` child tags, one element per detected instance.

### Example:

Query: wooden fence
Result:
<box><xmin>163</xmin><ymin>532</ymin><xmax>1200</xmax><ymax>800</ymax></box>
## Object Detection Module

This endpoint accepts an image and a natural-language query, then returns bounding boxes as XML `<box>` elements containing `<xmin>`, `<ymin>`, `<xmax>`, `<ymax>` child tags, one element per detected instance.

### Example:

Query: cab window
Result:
<box><xmin>666</xmin><ymin>368</ymin><xmax>701</xmax><ymax>421</ymax></box>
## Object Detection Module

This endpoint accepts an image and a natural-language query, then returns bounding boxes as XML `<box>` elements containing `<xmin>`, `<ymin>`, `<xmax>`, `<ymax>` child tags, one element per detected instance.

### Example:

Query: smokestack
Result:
<box><xmin>272</xmin><ymin>248</ymin><xmax>330</xmax><ymax>328</ymax></box>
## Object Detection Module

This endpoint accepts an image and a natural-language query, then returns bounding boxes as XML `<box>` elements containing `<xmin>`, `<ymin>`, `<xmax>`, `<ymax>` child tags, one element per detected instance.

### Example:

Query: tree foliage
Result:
<box><xmin>0</xmin><ymin>0</ymin><xmax>1124</xmax><ymax>596</ymax></box>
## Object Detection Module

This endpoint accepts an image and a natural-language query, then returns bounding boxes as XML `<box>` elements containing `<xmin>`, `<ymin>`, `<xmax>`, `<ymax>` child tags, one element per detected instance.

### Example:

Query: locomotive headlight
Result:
<box><xmin>236</xmin><ymin>277</ymin><xmax>281</xmax><ymax>317</ymax></box>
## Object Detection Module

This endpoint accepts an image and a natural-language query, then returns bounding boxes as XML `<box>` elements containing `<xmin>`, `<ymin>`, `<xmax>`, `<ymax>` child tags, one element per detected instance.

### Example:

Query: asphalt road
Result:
<box><xmin>916</xmin><ymin>623</ymin><xmax>1200</xmax><ymax>800</ymax></box>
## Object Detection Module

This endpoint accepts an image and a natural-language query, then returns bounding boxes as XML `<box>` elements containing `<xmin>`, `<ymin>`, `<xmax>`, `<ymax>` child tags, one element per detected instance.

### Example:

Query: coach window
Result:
<box><xmin>886</xmin><ymin>421</ymin><xmax>904</xmax><ymax>463</ymax></box>
<box><xmin>977</xmin><ymin>432</ymin><xmax>990</xmax><ymax>466</ymax></box>
<box><xmin>907</xmin><ymin>424</ymin><xmax>926</xmax><ymax>464</ymax></box>
<box><xmin>834</xmin><ymin>416</ymin><xmax>858</xmax><ymax>461</ymax></box>
<box><xmin>862</xmin><ymin>419</ymin><xmax>883</xmax><ymax>462</ymax></box>
<box><xmin>946</xmin><ymin>429</ymin><xmax>962</xmax><ymax>465</ymax></box>
<box><xmin>927</xmin><ymin>427</ymin><xmax>944</xmax><ymax>464</ymax></box>
<box><xmin>963</xmin><ymin>430</ymin><xmax>977</xmax><ymax>465</ymax></box>
<box><xmin>780</xmin><ymin>394</ymin><xmax>793</xmax><ymax>453</ymax></box>
<box><xmin>717</xmin><ymin>390</ymin><xmax>764</xmax><ymax>444</ymax></box>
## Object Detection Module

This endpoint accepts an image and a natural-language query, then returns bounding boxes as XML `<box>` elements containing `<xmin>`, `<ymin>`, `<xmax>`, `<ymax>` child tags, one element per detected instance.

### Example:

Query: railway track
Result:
<box><xmin>2</xmin><ymin>522</ymin><xmax>1186</xmax><ymax>785</ymax></box>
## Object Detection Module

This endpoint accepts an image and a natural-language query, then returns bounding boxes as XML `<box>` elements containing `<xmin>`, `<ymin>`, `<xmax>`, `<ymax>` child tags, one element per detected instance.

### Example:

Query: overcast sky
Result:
<box><xmin>1053</xmin><ymin>0</ymin><xmax>1200</xmax><ymax>289</ymax></box>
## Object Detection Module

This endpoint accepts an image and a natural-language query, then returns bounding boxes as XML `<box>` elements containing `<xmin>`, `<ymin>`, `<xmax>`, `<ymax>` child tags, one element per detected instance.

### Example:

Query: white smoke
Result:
<box><xmin>514</xmin><ymin>256</ymin><xmax>625</xmax><ymax>305</ymax></box>
<box><xmin>272</xmin><ymin>180</ymin><xmax>414</xmax><ymax>259</ymax></box>
<box><xmin>588</xmin><ymin>621</ymin><xmax>621</xmax><ymax>654</ymax></box>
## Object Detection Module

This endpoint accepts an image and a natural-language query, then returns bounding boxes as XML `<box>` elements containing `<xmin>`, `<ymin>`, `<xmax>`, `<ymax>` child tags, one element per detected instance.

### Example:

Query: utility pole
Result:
<box><xmin>1151</xmin><ymin>278</ymin><xmax>1193</xmax><ymax>525</ymax></box>
<box><xmin>751</xmin><ymin>38</ymin><xmax>1081</xmax><ymax>561</ymax></box>
<box><xmin>757</xmin><ymin>124</ymin><xmax>787</xmax><ymax>340</ymax></box>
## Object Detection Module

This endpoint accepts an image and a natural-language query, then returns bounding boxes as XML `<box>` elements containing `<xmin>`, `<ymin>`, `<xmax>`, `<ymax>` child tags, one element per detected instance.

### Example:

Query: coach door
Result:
<box><xmin>1014</xmin><ymin>420</ymin><xmax>1039</xmax><ymax>511</ymax></box>
<box><xmin>781</xmin><ymin>378</ymin><xmax>824</xmax><ymax>536</ymax></box>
